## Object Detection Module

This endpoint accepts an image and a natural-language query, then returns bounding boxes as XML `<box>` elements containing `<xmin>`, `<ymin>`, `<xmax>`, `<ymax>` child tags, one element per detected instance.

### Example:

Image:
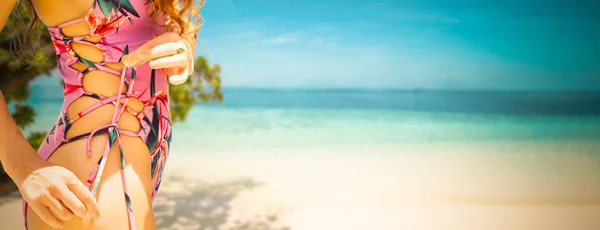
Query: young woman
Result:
<box><xmin>0</xmin><ymin>0</ymin><xmax>202</xmax><ymax>229</ymax></box>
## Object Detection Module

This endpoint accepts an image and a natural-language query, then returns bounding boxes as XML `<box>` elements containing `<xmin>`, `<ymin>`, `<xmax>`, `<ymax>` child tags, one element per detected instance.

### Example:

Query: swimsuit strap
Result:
<box><xmin>84</xmin><ymin>65</ymin><xmax>138</xmax><ymax>230</ymax></box>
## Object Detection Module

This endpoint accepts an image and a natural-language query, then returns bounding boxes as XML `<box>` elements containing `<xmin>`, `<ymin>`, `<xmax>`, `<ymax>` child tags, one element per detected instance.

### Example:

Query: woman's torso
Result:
<box><xmin>25</xmin><ymin>1</ymin><xmax>173</xmax><ymax>229</ymax></box>
<box><xmin>34</xmin><ymin>0</ymin><xmax>173</xmax><ymax>159</ymax></box>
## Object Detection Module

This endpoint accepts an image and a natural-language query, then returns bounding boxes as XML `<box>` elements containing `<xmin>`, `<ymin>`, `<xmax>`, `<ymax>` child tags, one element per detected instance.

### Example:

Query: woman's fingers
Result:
<box><xmin>57</xmin><ymin>183</ymin><xmax>87</xmax><ymax>218</ymax></box>
<box><xmin>168</xmin><ymin>73</ymin><xmax>190</xmax><ymax>85</ymax></box>
<box><xmin>18</xmin><ymin>163</ymin><xmax>100</xmax><ymax>227</ymax></box>
<box><xmin>148</xmin><ymin>41</ymin><xmax>187</xmax><ymax>63</ymax></box>
<box><xmin>122</xmin><ymin>32</ymin><xmax>181</xmax><ymax>67</ymax></box>
<box><xmin>29</xmin><ymin>203</ymin><xmax>65</xmax><ymax>228</ymax></box>
<box><xmin>121</xmin><ymin>31</ymin><xmax>194</xmax><ymax>85</ymax></box>
<box><xmin>162</xmin><ymin>66</ymin><xmax>185</xmax><ymax>76</ymax></box>
<box><xmin>162</xmin><ymin>67</ymin><xmax>190</xmax><ymax>85</ymax></box>
<box><xmin>66</xmin><ymin>176</ymin><xmax>100</xmax><ymax>219</ymax></box>
<box><xmin>149</xmin><ymin>53</ymin><xmax>188</xmax><ymax>69</ymax></box>
<box><xmin>43</xmin><ymin>193</ymin><xmax>74</xmax><ymax>221</ymax></box>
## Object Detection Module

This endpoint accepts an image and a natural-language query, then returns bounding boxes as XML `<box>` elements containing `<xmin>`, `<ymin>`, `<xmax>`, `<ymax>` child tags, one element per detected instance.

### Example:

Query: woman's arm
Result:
<box><xmin>0</xmin><ymin>0</ymin><xmax>35</xmax><ymax>176</ymax></box>
<box><xmin>0</xmin><ymin>0</ymin><xmax>17</xmax><ymax>31</ymax></box>
<box><xmin>0</xmin><ymin>90</ymin><xmax>38</xmax><ymax>183</ymax></box>
<box><xmin>0</xmin><ymin>2</ymin><xmax>22</xmax><ymax>169</ymax></box>
<box><xmin>2</xmin><ymin>92</ymin><xmax>100</xmax><ymax>229</ymax></box>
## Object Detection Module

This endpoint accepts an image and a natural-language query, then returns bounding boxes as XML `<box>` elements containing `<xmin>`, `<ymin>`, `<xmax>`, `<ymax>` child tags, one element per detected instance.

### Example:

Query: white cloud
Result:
<box><xmin>231</xmin><ymin>31</ymin><xmax>261</xmax><ymax>40</ymax></box>
<box><xmin>263</xmin><ymin>33</ymin><xmax>301</xmax><ymax>44</ymax></box>
<box><xmin>308</xmin><ymin>37</ymin><xmax>339</xmax><ymax>47</ymax></box>
<box><xmin>309</xmin><ymin>37</ymin><xmax>325</xmax><ymax>45</ymax></box>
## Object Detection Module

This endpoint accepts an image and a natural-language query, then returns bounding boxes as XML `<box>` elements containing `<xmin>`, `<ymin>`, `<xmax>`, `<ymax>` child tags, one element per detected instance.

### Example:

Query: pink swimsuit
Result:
<box><xmin>24</xmin><ymin>0</ymin><xmax>172</xmax><ymax>229</ymax></box>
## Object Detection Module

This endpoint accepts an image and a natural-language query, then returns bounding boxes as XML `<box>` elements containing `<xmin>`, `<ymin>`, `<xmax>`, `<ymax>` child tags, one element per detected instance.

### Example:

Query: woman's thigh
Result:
<box><xmin>27</xmin><ymin>134</ymin><xmax>157</xmax><ymax>230</ymax></box>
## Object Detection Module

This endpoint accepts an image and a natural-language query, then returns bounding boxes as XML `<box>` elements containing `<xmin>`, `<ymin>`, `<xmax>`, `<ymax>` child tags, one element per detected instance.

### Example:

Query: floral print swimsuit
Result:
<box><xmin>23</xmin><ymin>0</ymin><xmax>173</xmax><ymax>229</ymax></box>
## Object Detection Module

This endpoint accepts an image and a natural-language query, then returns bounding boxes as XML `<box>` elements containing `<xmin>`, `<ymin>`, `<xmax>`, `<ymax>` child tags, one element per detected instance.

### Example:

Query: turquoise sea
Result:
<box><xmin>25</xmin><ymin>84</ymin><xmax>600</xmax><ymax>150</ymax></box>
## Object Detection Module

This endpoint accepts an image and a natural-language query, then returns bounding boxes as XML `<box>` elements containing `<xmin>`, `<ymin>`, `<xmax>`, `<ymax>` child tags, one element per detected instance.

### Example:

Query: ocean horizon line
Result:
<box><xmin>29</xmin><ymin>83</ymin><xmax>600</xmax><ymax>93</ymax></box>
<box><xmin>219</xmin><ymin>87</ymin><xmax>600</xmax><ymax>93</ymax></box>
<box><xmin>26</xmin><ymin>83</ymin><xmax>600</xmax><ymax>117</ymax></box>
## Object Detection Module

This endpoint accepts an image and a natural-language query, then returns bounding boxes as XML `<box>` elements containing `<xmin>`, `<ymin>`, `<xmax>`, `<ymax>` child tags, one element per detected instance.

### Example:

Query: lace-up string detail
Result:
<box><xmin>84</xmin><ymin>66</ymin><xmax>138</xmax><ymax>230</ymax></box>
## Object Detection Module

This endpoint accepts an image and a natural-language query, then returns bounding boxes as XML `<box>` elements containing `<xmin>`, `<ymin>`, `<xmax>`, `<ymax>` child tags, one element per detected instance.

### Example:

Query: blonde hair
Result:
<box><xmin>148</xmin><ymin>0</ymin><xmax>205</xmax><ymax>37</ymax></box>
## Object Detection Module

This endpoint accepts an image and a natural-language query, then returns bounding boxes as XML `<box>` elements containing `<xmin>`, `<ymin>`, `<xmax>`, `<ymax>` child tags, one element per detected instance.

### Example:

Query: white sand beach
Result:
<box><xmin>2</xmin><ymin>141</ymin><xmax>600</xmax><ymax>230</ymax></box>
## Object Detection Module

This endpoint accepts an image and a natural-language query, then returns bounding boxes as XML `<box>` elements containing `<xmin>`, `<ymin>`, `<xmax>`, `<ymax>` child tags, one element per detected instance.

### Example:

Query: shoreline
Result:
<box><xmin>2</xmin><ymin>141</ymin><xmax>600</xmax><ymax>229</ymax></box>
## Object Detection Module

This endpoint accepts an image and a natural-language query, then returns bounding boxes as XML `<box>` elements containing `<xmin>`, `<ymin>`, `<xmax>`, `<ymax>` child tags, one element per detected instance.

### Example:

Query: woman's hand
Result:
<box><xmin>122</xmin><ymin>32</ymin><xmax>195</xmax><ymax>85</ymax></box>
<box><xmin>2</xmin><ymin>91</ymin><xmax>100</xmax><ymax>228</ymax></box>
<box><xmin>15</xmin><ymin>159</ymin><xmax>100</xmax><ymax>228</ymax></box>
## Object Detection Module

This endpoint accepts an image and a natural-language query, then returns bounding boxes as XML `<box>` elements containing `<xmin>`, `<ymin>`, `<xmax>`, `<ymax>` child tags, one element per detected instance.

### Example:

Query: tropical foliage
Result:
<box><xmin>170</xmin><ymin>56</ymin><xmax>223</xmax><ymax>123</ymax></box>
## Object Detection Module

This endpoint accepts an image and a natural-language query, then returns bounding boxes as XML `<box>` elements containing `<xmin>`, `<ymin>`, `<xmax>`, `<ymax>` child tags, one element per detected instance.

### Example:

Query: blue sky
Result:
<box><xmin>195</xmin><ymin>0</ymin><xmax>599</xmax><ymax>89</ymax></box>
<box><xmin>34</xmin><ymin>0</ymin><xmax>599</xmax><ymax>90</ymax></box>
